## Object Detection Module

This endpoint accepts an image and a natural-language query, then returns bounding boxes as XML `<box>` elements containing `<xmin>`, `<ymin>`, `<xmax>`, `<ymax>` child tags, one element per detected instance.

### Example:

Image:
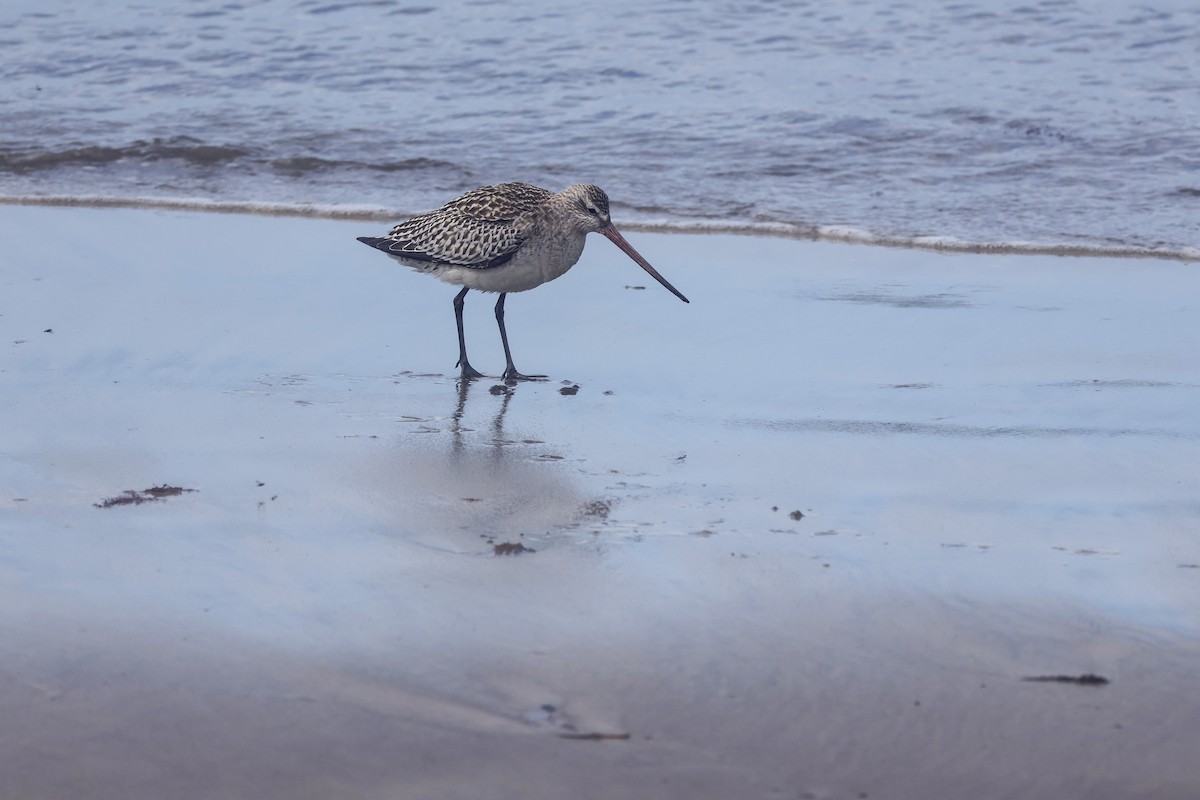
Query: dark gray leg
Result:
<box><xmin>453</xmin><ymin>287</ymin><xmax>484</xmax><ymax>380</ymax></box>
<box><xmin>495</xmin><ymin>293</ymin><xmax>546</xmax><ymax>382</ymax></box>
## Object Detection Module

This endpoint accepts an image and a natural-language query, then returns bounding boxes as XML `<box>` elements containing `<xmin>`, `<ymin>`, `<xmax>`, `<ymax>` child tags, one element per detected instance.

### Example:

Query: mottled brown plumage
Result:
<box><xmin>369</xmin><ymin>182</ymin><xmax>553</xmax><ymax>269</ymax></box>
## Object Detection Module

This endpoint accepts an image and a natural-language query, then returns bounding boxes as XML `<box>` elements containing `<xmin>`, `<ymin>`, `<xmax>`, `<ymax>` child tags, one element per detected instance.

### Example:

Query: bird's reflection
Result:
<box><xmin>448</xmin><ymin>377</ymin><xmax>515</xmax><ymax>460</ymax></box>
<box><xmin>365</xmin><ymin>376</ymin><xmax>591</xmax><ymax>548</ymax></box>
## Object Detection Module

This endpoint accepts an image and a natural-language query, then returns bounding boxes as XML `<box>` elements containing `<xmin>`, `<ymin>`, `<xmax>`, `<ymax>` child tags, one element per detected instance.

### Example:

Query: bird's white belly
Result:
<box><xmin>393</xmin><ymin>234</ymin><xmax>587</xmax><ymax>294</ymax></box>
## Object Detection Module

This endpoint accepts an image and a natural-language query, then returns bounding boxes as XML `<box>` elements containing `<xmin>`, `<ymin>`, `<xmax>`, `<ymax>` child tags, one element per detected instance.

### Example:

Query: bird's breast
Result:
<box><xmin>525</xmin><ymin>231</ymin><xmax>587</xmax><ymax>284</ymax></box>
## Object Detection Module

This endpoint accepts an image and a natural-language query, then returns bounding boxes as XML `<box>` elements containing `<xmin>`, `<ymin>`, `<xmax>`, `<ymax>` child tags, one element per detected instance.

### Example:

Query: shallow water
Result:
<box><xmin>2</xmin><ymin>0</ymin><xmax>1198</xmax><ymax>256</ymax></box>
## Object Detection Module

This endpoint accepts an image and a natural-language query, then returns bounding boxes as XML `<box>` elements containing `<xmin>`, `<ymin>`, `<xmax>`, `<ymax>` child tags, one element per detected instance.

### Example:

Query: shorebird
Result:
<box><xmin>357</xmin><ymin>183</ymin><xmax>689</xmax><ymax>381</ymax></box>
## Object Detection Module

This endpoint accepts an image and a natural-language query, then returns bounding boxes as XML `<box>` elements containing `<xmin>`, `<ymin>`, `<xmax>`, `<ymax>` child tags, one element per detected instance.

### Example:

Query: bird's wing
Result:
<box><xmin>439</xmin><ymin>183</ymin><xmax>554</xmax><ymax>222</ymax></box>
<box><xmin>364</xmin><ymin>211</ymin><xmax>527</xmax><ymax>269</ymax></box>
<box><xmin>363</xmin><ymin>183</ymin><xmax>552</xmax><ymax>269</ymax></box>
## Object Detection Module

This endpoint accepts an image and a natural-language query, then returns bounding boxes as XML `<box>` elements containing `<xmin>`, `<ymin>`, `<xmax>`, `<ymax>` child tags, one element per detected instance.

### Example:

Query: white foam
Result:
<box><xmin>3</xmin><ymin>193</ymin><xmax>1197</xmax><ymax>263</ymax></box>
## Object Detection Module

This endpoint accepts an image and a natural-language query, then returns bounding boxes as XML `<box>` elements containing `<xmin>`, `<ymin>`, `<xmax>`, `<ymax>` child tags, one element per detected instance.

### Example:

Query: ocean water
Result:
<box><xmin>1</xmin><ymin>0</ymin><xmax>1197</xmax><ymax>258</ymax></box>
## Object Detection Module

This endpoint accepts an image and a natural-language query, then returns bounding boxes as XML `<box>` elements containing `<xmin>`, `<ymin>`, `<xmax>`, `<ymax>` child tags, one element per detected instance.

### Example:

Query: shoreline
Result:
<box><xmin>3</xmin><ymin>193</ymin><xmax>1197</xmax><ymax>263</ymax></box>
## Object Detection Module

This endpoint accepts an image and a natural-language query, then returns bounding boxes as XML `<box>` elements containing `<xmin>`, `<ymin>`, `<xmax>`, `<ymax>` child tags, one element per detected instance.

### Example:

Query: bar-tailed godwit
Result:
<box><xmin>357</xmin><ymin>183</ymin><xmax>688</xmax><ymax>381</ymax></box>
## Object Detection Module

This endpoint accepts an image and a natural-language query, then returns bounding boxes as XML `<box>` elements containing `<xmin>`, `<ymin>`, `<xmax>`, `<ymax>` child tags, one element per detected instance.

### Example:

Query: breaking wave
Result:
<box><xmin>0</xmin><ymin>137</ymin><xmax>460</xmax><ymax>178</ymax></box>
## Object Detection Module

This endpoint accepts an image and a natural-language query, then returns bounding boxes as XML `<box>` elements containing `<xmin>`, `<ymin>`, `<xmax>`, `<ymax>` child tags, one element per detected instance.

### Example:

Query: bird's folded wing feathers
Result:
<box><xmin>439</xmin><ymin>182</ymin><xmax>553</xmax><ymax>221</ymax></box>
<box><xmin>358</xmin><ymin>183</ymin><xmax>552</xmax><ymax>269</ymax></box>
<box><xmin>362</xmin><ymin>212</ymin><xmax>527</xmax><ymax>269</ymax></box>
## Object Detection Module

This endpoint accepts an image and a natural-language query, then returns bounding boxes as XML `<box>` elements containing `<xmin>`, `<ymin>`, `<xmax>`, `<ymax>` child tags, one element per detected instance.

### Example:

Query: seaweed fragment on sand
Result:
<box><xmin>94</xmin><ymin>485</ymin><xmax>197</xmax><ymax>508</ymax></box>
<box><xmin>1021</xmin><ymin>673</ymin><xmax>1109</xmax><ymax>686</ymax></box>
<box><xmin>558</xmin><ymin>731</ymin><xmax>632</xmax><ymax>741</ymax></box>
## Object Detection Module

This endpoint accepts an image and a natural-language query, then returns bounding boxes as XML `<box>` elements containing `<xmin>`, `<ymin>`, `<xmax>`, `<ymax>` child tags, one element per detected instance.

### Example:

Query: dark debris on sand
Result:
<box><xmin>580</xmin><ymin>500</ymin><xmax>611</xmax><ymax>519</ymax></box>
<box><xmin>94</xmin><ymin>485</ymin><xmax>197</xmax><ymax>508</ymax></box>
<box><xmin>493</xmin><ymin>541</ymin><xmax>534</xmax><ymax>556</ymax></box>
<box><xmin>558</xmin><ymin>731</ymin><xmax>632</xmax><ymax>741</ymax></box>
<box><xmin>1021</xmin><ymin>673</ymin><xmax>1110</xmax><ymax>686</ymax></box>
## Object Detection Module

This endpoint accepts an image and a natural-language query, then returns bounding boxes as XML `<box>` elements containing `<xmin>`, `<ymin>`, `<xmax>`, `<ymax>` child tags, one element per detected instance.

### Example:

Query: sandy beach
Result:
<box><xmin>2</xmin><ymin>204</ymin><xmax>1199</xmax><ymax>799</ymax></box>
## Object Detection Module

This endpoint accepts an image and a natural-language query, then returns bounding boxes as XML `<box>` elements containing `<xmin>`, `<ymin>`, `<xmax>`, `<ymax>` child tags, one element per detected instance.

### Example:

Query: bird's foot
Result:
<box><xmin>457</xmin><ymin>361</ymin><xmax>486</xmax><ymax>381</ymax></box>
<box><xmin>502</xmin><ymin>367</ymin><xmax>548</xmax><ymax>384</ymax></box>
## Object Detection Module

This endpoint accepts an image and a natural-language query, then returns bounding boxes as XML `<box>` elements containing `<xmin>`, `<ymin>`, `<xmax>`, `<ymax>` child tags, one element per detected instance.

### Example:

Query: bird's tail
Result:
<box><xmin>356</xmin><ymin>236</ymin><xmax>393</xmax><ymax>251</ymax></box>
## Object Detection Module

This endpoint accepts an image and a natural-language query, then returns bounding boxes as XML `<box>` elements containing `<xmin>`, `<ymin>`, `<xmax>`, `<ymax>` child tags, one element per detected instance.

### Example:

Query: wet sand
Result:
<box><xmin>2</xmin><ymin>205</ymin><xmax>1199</xmax><ymax>799</ymax></box>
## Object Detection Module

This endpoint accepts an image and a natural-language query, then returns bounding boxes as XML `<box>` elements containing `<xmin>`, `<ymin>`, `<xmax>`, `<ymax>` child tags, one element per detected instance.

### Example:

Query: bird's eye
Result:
<box><xmin>585</xmin><ymin>205</ymin><xmax>599</xmax><ymax>215</ymax></box>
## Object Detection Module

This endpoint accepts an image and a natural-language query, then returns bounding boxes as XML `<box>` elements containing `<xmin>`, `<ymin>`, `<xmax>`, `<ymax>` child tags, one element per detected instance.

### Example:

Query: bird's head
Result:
<box><xmin>558</xmin><ymin>183</ymin><xmax>689</xmax><ymax>304</ymax></box>
<box><xmin>560</xmin><ymin>183</ymin><xmax>613</xmax><ymax>233</ymax></box>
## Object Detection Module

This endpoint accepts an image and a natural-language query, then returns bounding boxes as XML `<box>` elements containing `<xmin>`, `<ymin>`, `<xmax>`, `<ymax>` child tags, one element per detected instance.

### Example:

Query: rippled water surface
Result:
<box><xmin>2</xmin><ymin>0</ymin><xmax>1198</xmax><ymax>255</ymax></box>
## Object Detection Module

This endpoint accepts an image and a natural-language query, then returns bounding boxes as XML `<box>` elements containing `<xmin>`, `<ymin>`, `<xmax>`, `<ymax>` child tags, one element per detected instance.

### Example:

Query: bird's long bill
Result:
<box><xmin>600</xmin><ymin>225</ymin><xmax>690</xmax><ymax>304</ymax></box>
